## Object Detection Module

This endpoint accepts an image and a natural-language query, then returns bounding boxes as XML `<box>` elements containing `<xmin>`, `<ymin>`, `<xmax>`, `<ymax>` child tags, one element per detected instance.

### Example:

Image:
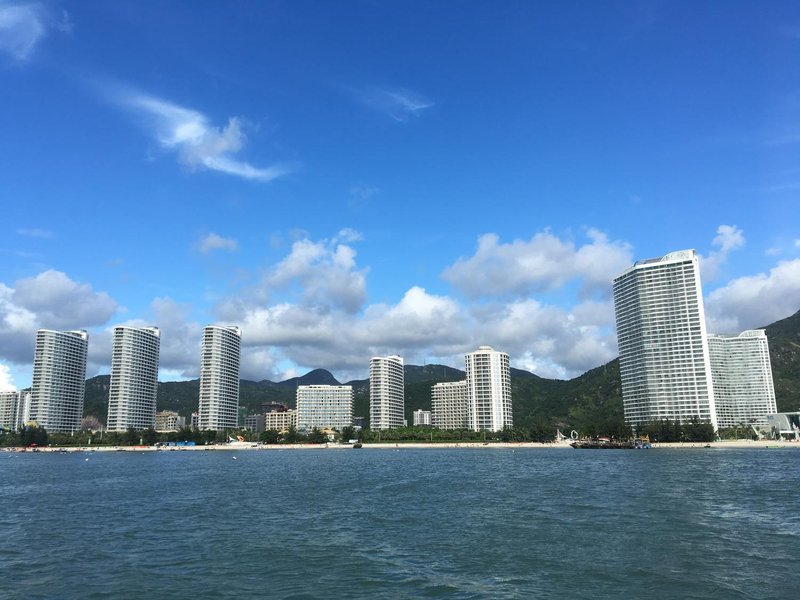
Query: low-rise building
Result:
<box><xmin>413</xmin><ymin>409</ymin><xmax>432</xmax><ymax>427</ymax></box>
<box><xmin>264</xmin><ymin>409</ymin><xmax>297</xmax><ymax>432</ymax></box>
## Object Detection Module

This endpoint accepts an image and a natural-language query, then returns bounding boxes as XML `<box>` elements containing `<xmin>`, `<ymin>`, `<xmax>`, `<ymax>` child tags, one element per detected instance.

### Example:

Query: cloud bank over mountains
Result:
<box><xmin>1</xmin><ymin>225</ymin><xmax>797</xmax><ymax>386</ymax></box>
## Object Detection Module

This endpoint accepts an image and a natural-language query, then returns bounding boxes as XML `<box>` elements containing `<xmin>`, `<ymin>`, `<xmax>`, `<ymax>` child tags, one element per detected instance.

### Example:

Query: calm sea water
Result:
<box><xmin>2</xmin><ymin>447</ymin><xmax>798</xmax><ymax>599</ymax></box>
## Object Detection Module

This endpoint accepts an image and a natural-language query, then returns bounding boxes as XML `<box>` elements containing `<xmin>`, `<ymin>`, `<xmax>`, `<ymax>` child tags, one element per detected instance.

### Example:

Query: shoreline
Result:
<box><xmin>3</xmin><ymin>439</ymin><xmax>799</xmax><ymax>452</ymax></box>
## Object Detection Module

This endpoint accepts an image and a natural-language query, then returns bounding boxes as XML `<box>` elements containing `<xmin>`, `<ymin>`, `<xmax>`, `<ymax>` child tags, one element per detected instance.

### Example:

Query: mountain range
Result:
<box><xmin>83</xmin><ymin>309</ymin><xmax>800</xmax><ymax>430</ymax></box>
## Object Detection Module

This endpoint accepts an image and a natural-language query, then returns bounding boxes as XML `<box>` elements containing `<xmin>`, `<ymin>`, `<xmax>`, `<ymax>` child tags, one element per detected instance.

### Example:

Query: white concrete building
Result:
<box><xmin>369</xmin><ymin>355</ymin><xmax>404</xmax><ymax>429</ymax></box>
<box><xmin>297</xmin><ymin>385</ymin><xmax>353</xmax><ymax>431</ymax></box>
<box><xmin>465</xmin><ymin>346</ymin><xmax>512</xmax><ymax>432</ymax></box>
<box><xmin>198</xmin><ymin>325</ymin><xmax>241</xmax><ymax>431</ymax></box>
<box><xmin>708</xmin><ymin>330</ymin><xmax>777</xmax><ymax>429</ymax></box>
<box><xmin>413</xmin><ymin>409</ymin><xmax>432</xmax><ymax>427</ymax></box>
<box><xmin>613</xmin><ymin>250</ymin><xmax>718</xmax><ymax>429</ymax></box>
<box><xmin>107</xmin><ymin>326</ymin><xmax>161</xmax><ymax>432</ymax></box>
<box><xmin>431</xmin><ymin>381</ymin><xmax>469</xmax><ymax>429</ymax></box>
<box><xmin>30</xmin><ymin>329</ymin><xmax>89</xmax><ymax>433</ymax></box>
<box><xmin>0</xmin><ymin>391</ymin><xmax>19</xmax><ymax>431</ymax></box>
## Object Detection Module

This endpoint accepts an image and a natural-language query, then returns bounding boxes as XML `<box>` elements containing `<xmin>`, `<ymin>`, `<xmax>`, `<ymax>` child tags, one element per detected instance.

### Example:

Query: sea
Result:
<box><xmin>2</xmin><ymin>447</ymin><xmax>798</xmax><ymax>599</ymax></box>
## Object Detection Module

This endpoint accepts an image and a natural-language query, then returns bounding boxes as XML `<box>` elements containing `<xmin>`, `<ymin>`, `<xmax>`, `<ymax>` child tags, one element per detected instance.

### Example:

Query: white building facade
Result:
<box><xmin>0</xmin><ymin>391</ymin><xmax>19</xmax><ymax>431</ymax></box>
<box><xmin>413</xmin><ymin>409</ymin><xmax>432</xmax><ymax>427</ymax></box>
<box><xmin>296</xmin><ymin>385</ymin><xmax>353</xmax><ymax>431</ymax></box>
<box><xmin>198</xmin><ymin>325</ymin><xmax>241</xmax><ymax>431</ymax></box>
<box><xmin>613</xmin><ymin>250</ymin><xmax>718</xmax><ymax>429</ymax></box>
<box><xmin>708</xmin><ymin>330</ymin><xmax>777</xmax><ymax>429</ymax></box>
<box><xmin>107</xmin><ymin>326</ymin><xmax>161</xmax><ymax>432</ymax></box>
<box><xmin>465</xmin><ymin>346</ymin><xmax>512</xmax><ymax>432</ymax></box>
<box><xmin>30</xmin><ymin>329</ymin><xmax>89</xmax><ymax>433</ymax></box>
<box><xmin>369</xmin><ymin>355</ymin><xmax>404</xmax><ymax>429</ymax></box>
<box><xmin>431</xmin><ymin>380</ymin><xmax>469</xmax><ymax>429</ymax></box>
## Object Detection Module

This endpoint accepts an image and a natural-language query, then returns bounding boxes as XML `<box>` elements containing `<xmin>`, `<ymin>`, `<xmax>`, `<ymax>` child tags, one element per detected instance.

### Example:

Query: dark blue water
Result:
<box><xmin>2</xmin><ymin>448</ymin><xmax>798</xmax><ymax>599</ymax></box>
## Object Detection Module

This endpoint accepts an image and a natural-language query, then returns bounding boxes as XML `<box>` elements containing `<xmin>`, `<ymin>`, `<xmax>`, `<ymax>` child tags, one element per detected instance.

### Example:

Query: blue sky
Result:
<box><xmin>1</xmin><ymin>0</ymin><xmax>799</xmax><ymax>389</ymax></box>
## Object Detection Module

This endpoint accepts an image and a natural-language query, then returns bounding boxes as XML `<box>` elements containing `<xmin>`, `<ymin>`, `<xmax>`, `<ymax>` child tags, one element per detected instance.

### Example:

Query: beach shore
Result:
<box><xmin>4</xmin><ymin>439</ymin><xmax>799</xmax><ymax>452</ymax></box>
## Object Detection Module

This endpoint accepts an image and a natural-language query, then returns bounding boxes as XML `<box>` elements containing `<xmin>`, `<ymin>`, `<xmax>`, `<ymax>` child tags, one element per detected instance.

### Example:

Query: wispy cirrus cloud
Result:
<box><xmin>0</xmin><ymin>1</ymin><xmax>45</xmax><ymax>60</ymax></box>
<box><xmin>196</xmin><ymin>232</ymin><xmax>238</xmax><ymax>254</ymax></box>
<box><xmin>110</xmin><ymin>88</ymin><xmax>290</xmax><ymax>182</ymax></box>
<box><xmin>356</xmin><ymin>86</ymin><xmax>434</xmax><ymax>121</ymax></box>
<box><xmin>16</xmin><ymin>227</ymin><xmax>54</xmax><ymax>239</ymax></box>
<box><xmin>0</xmin><ymin>1</ymin><xmax>71</xmax><ymax>61</ymax></box>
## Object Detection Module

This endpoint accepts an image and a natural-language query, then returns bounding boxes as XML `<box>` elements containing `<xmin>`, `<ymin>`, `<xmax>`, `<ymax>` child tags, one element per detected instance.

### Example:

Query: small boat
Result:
<box><xmin>352</xmin><ymin>442</ymin><xmax>363</xmax><ymax>449</ymax></box>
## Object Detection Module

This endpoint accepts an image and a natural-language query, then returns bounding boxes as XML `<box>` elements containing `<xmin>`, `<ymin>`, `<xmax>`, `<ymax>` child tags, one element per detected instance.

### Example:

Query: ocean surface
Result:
<box><xmin>2</xmin><ymin>447</ymin><xmax>798</xmax><ymax>599</ymax></box>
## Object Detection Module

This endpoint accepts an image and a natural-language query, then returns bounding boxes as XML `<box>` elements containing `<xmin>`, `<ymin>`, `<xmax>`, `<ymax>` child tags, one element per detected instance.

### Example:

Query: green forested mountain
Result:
<box><xmin>82</xmin><ymin>309</ymin><xmax>800</xmax><ymax>430</ymax></box>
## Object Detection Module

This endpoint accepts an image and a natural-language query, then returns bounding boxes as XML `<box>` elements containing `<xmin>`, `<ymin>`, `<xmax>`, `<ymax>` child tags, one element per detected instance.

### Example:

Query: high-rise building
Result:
<box><xmin>431</xmin><ymin>380</ymin><xmax>468</xmax><ymax>429</ymax></box>
<box><xmin>106</xmin><ymin>326</ymin><xmax>161</xmax><ymax>432</ymax></box>
<box><xmin>465</xmin><ymin>346</ymin><xmax>512</xmax><ymax>431</ymax></box>
<box><xmin>369</xmin><ymin>355</ymin><xmax>404</xmax><ymax>430</ymax></box>
<box><xmin>29</xmin><ymin>329</ymin><xmax>88</xmax><ymax>433</ymax></box>
<box><xmin>708</xmin><ymin>330</ymin><xmax>777</xmax><ymax>429</ymax></box>
<box><xmin>198</xmin><ymin>325</ymin><xmax>241</xmax><ymax>431</ymax></box>
<box><xmin>296</xmin><ymin>385</ymin><xmax>353</xmax><ymax>431</ymax></box>
<box><xmin>613</xmin><ymin>249</ymin><xmax>717</xmax><ymax>429</ymax></box>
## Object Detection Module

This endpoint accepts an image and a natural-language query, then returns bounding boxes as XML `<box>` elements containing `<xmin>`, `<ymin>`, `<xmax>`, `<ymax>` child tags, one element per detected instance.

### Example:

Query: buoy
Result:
<box><xmin>232</xmin><ymin>456</ymin><xmax>237</xmax><ymax>460</ymax></box>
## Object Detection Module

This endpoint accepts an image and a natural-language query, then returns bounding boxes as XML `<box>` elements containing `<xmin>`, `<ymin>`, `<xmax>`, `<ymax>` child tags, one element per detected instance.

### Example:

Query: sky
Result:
<box><xmin>1</xmin><ymin>0</ymin><xmax>799</xmax><ymax>390</ymax></box>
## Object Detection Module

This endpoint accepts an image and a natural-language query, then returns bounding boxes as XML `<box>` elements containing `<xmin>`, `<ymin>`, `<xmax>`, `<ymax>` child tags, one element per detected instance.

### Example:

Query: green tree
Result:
<box><xmin>259</xmin><ymin>429</ymin><xmax>280</xmax><ymax>444</ymax></box>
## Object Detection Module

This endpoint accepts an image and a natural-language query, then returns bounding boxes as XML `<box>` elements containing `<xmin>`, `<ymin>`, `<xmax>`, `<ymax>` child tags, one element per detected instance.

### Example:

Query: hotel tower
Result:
<box><xmin>465</xmin><ymin>346</ymin><xmax>512</xmax><ymax>432</ymax></box>
<box><xmin>369</xmin><ymin>355</ymin><xmax>405</xmax><ymax>429</ymax></box>
<box><xmin>198</xmin><ymin>325</ymin><xmax>241</xmax><ymax>431</ymax></box>
<box><xmin>707</xmin><ymin>330</ymin><xmax>777</xmax><ymax>429</ymax></box>
<box><xmin>29</xmin><ymin>329</ymin><xmax>89</xmax><ymax>433</ymax></box>
<box><xmin>613</xmin><ymin>249</ymin><xmax>718</xmax><ymax>429</ymax></box>
<box><xmin>106</xmin><ymin>326</ymin><xmax>161</xmax><ymax>431</ymax></box>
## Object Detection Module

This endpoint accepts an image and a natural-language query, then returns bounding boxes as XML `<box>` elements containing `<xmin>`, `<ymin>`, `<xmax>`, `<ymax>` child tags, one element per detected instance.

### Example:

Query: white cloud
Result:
<box><xmin>705</xmin><ymin>258</ymin><xmax>800</xmax><ymax>333</ymax></box>
<box><xmin>0</xmin><ymin>2</ymin><xmax>45</xmax><ymax>60</ymax></box>
<box><xmin>0</xmin><ymin>363</ymin><xmax>16</xmax><ymax>391</ymax></box>
<box><xmin>357</xmin><ymin>86</ymin><xmax>434</xmax><ymax>121</ymax></box>
<box><xmin>443</xmin><ymin>228</ymin><xmax>632</xmax><ymax>299</ymax></box>
<box><xmin>16</xmin><ymin>227</ymin><xmax>54</xmax><ymax>239</ymax></box>
<box><xmin>700</xmin><ymin>224</ymin><xmax>745</xmax><ymax>281</ymax></box>
<box><xmin>12</xmin><ymin>270</ymin><xmax>117</xmax><ymax>328</ymax></box>
<box><xmin>115</xmin><ymin>91</ymin><xmax>289</xmax><ymax>181</ymax></box>
<box><xmin>196</xmin><ymin>232</ymin><xmax>238</xmax><ymax>254</ymax></box>
<box><xmin>263</xmin><ymin>235</ymin><xmax>368</xmax><ymax>314</ymax></box>
<box><xmin>0</xmin><ymin>270</ymin><xmax>117</xmax><ymax>365</ymax></box>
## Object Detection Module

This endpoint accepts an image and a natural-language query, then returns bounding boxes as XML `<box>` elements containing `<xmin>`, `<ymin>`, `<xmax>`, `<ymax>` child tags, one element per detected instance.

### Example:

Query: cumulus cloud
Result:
<box><xmin>196</xmin><ymin>232</ymin><xmax>238</xmax><ymax>254</ymax></box>
<box><xmin>12</xmin><ymin>270</ymin><xmax>117</xmax><ymax>328</ymax></box>
<box><xmin>263</xmin><ymin>234</ymin><xmax>368</xmax><ymax>314</ymax></box>
<box><xmin>700</xmin><ymin>224</ymin><xmax>745</xmax><ymax>281</ymax></box>
<box><xmin>356</xmin><ymin>86</ymin><xmax>434</xmax><ymax>121</ymax></box>
<box><xmin>705</xmin><ymin>258</ymin><xmax>800</xmax><ymax>333</ymax></box>
<box><xmin>113</xmin><ymin>90</ymin><xmax>289</xmax><ymax>181</ymax></box>
<box><xmin>0</xmin><ymin>362</ymin><xmax>16</xmax><ymax>391</ymax></box>
<box><xmin>0</xmin><ymin>271</ymin><xmax>117</xmax><ymax>365</ymax></box>
<box><xmin>443</xmin><ymin>228</ymin><xmax>632</xmax><ymax>299</ymax></box>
